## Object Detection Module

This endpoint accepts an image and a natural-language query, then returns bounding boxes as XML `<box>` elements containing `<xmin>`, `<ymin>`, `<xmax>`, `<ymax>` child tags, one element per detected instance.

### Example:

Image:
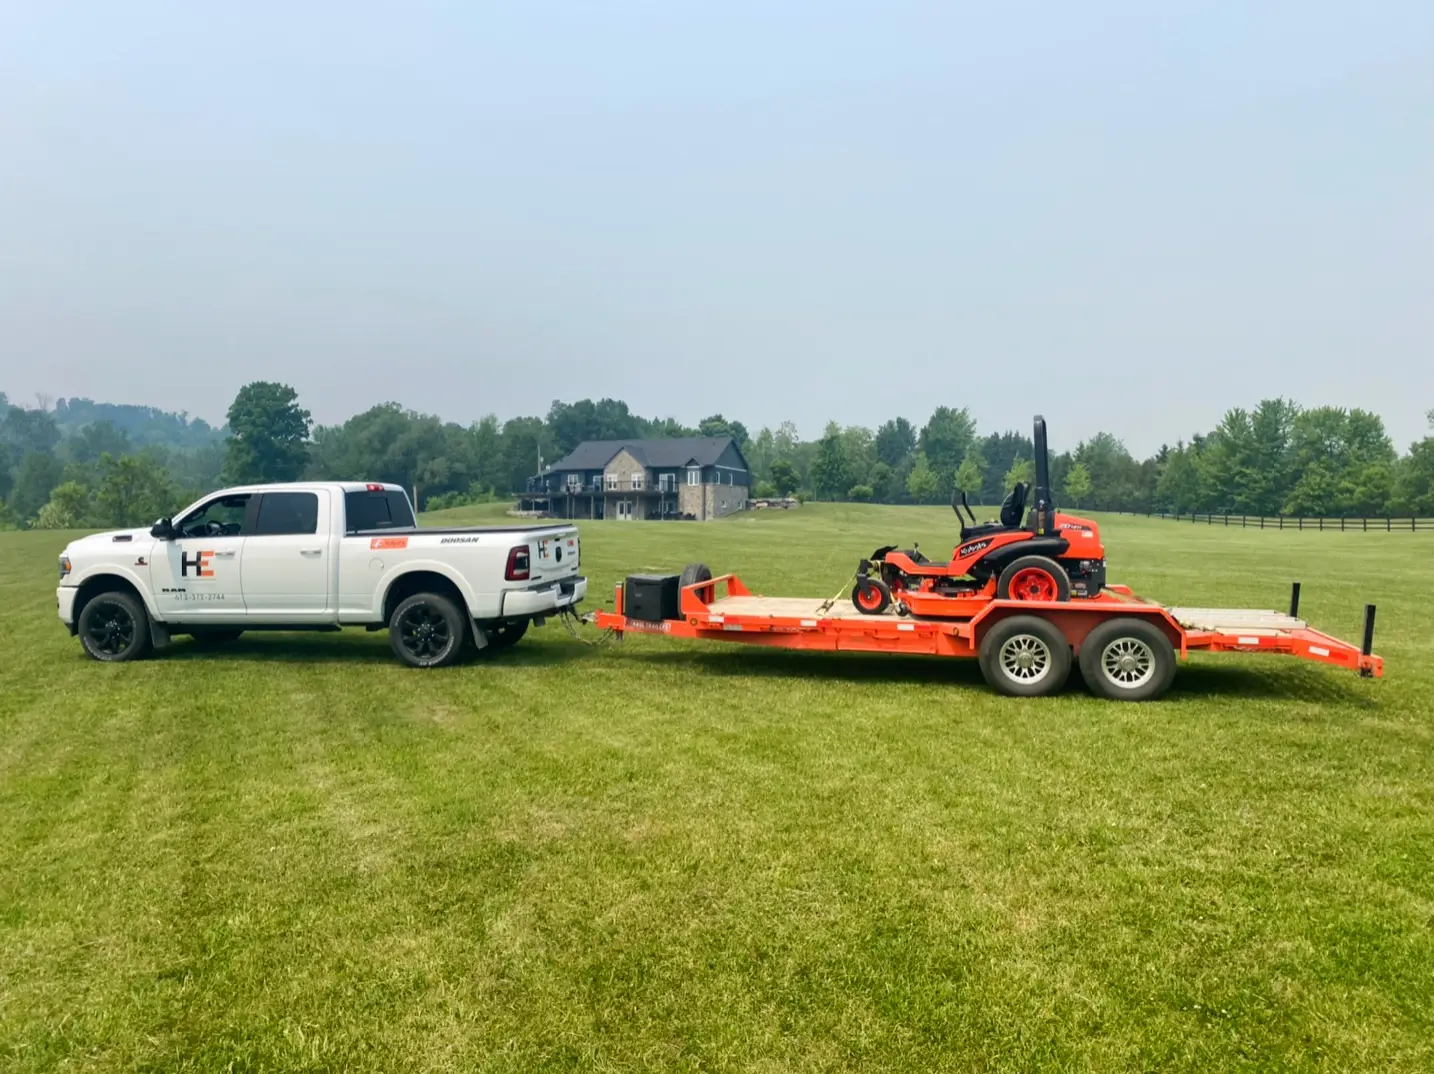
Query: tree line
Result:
<box><xmin>2</xmin><ymin>384</ymin><xmax>1432</xmax><ymax>530</ymax></box>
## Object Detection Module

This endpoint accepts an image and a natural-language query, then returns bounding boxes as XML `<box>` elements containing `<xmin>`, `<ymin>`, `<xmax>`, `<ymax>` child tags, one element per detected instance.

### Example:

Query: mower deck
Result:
<box><xmin>590</xmin><ymin>573</ymin><xmax>1382</xmax><ymax>700</ymax></box>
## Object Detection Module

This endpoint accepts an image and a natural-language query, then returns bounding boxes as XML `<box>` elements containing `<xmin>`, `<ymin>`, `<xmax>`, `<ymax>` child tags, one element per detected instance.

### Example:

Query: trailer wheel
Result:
<box><xmin>851</xmin><ymin>577</ymin><xmax>892</xmax><ymax>615</ymax></box>
<box><xmin>978</xmin><ymin>615</ymin><xmax>1072</xmax><ymax>697</ymax></box>
<box><xmin>389</xmin><ymin>592</ymin><xmax>467</xmax><ymax>668</ymax></box>
<box><xmin>1079</xmin><ymin>618</ymin><xmax>1176</xmax><ymax>701</ymax></box>
<box><xmin>997</xmin><ymin>556</ymin><xmax>1071</xmax><ymax>602</ymax></box>
<box><xmin>680</xmin><ymin>562</ymin><xmax>715</xmax><ymax>604</ymax></box>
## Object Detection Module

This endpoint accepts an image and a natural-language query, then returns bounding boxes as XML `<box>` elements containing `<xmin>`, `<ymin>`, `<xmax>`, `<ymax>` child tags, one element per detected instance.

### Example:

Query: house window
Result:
<box><xmin>687</xmin><ymin>467</ymin><xmax>701</xmax><ymax>486</ymax></box>
<box><xmin>631</xmin><ymin>473</ymin><xmax>644</xmax><ymax>490</ymax></box>
<box><xmin>566</xmin><ymin>475</ymin><xmax>582</xmax><ymax>491</ymax></box>
<box><xmin>659</xmin><ymin>473</ymin><xmax>675</xmax><ymax>492</ymax></box>
<box><xmin>605</xmin><ymin>474</ymin><xmax>619</xmax><ymax>491</ymax></box>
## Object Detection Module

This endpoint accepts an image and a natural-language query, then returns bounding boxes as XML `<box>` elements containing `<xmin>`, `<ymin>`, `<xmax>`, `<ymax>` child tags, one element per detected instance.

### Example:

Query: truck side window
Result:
<box><xmin>177</xmin><ymin>494</ymin><xmax>251</xmax><ymax>538</ymax></box>
<box><xmin>254</xmin><ymin>492</ymin><xmax>320</xmax><ymax>536</ymax></box>
<box><xmin>344</xmin><ymin>490</ymin><xmax>416</xmax><ymax>533</ymax></box>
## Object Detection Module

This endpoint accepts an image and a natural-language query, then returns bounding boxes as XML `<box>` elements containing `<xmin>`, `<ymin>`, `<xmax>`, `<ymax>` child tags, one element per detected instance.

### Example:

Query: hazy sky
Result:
<box><xmin>2</xmin><ymin>2</ymin><xmax>1430</xmax><ymax>455</ymax></box>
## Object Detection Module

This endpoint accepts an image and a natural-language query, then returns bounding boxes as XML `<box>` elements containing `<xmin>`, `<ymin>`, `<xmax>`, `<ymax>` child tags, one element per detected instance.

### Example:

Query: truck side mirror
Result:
<box><xmin>150</xmin><ymin>517</ymin><xmax>174</xmax><ymax>540</ymax></box>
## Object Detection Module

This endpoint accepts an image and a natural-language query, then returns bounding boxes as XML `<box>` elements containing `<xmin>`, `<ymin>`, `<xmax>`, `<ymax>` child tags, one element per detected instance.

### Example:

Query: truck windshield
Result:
<box><xmin>345</xmin><ymin>489</ymin><xmax>416</xmax><ymax>533</ymax></box>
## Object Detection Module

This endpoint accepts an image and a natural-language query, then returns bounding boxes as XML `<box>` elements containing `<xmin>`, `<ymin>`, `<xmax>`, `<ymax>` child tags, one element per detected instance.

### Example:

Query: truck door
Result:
<box><xmin>239</xmin><ymin>490</ymin><xmax>332</xmax><ymax>620</ymax></box>
<box><xmin>150</xmin><ymin>493</ymin><xmax>251</xmax><ymax>620</ymax></box>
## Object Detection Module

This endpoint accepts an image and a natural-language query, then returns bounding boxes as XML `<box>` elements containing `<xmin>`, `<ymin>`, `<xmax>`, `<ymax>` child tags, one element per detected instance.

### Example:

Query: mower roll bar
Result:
<box><xmin>1031</xmin><ymin>414</ymin><xmax>1054</xmax><ymax>536</ymax></box>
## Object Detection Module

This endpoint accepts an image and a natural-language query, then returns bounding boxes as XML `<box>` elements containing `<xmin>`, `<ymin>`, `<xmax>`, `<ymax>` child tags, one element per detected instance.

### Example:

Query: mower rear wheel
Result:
<box><xmin>997</xmin><ymin>556</ymin><xmax>1072</xmax><ymax>602</ymax></box>
<box><xmin>978</xmin><ymin>615</ymin><xmax>1072</xmax><ymax>697</ymax></box>
<box><xmin>851</xmin><ymin>577</ymin><xmax>892</xmax><ymax>615</ymax></box>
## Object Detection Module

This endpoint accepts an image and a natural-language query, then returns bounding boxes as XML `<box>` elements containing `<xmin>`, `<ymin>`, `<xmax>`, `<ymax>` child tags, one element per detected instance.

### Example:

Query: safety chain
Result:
<box><xmin>555</xmin><ymin>605</ymin><xmax>619</xmax><ymax>647</ymax></box>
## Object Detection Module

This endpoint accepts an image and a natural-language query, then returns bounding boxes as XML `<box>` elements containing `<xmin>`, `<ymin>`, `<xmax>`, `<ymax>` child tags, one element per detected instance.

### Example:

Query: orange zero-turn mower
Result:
<box><xmin>853</xmin><ymin>415</ymin><xmax>1107</xmax><ymax>618</ymax></box>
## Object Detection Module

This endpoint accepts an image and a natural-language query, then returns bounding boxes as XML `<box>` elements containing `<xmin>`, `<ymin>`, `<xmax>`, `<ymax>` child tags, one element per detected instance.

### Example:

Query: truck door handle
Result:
<box><xmin>300</xmin><ymin>548</ymin><xmax>322</xmax><ymax>556</ymax></box>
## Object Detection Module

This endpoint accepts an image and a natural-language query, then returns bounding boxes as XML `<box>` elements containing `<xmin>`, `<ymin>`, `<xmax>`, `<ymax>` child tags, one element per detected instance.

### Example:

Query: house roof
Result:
<box><xmin>546</xmin><ymin>437</ymin><xmax>741</xmax><ymax>473</ymax></box>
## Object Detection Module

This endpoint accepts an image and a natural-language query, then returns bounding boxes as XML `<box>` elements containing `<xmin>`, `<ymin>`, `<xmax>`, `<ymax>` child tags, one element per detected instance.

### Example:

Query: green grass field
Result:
<box><xmin>2</xmin><ymin>504</ymin><xmax>1432</xmax><ymax>1072</ymax></box>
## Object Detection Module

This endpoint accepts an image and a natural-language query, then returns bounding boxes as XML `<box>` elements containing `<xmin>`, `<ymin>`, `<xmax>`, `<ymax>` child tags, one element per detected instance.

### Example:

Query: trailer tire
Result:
<box><xmin>978</xmin><ymin>615</ymin><xmax>1072</xmax><ymax>697</ymax></box>
<box><xmin>680</xmin><ymin>562</ymin><xmax>715</xmax><ymax>604</ymax></box>
<box><xmin>997</xmin><ymin>556</ymin><xmax>1071</xmax><ymax>602</ymax></box>
<box><xmin>1079</xmin><ymin>618</ymin><xmax>1176</xmax><ymax>701</ymax></box>
<box><xmin>77</xmin><ymin>590</ymin><xmax>153</xmax><ymax>663</ymax></box>
<box><xmin>389</xmin><ymin>592</ymin><xmax>467</xmax><ymax>668</ymax></box>
<box><xmin>852</xmin><ymin>577</ymin><xmax>892</xmax><ymax>615</ymax></box>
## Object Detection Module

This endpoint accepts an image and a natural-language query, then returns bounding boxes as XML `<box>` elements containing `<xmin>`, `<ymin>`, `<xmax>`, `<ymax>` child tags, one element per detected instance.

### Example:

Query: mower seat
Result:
<box><xmin>959</xmin><ymin>482</ymin><xmax>1029</xmax><ymax>540</ymax></box>
<box><xmin>1000</xmin><ymin>482</ymin><xmax>1028</xmax><ymax>528</ymax></box>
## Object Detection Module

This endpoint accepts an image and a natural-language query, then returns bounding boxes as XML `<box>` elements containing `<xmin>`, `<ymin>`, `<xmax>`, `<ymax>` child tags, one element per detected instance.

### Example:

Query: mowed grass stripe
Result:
<box><xmin>1</xmin><ymin>506</ymin><xmax>1431</xmax><ymax>1071</ymax></box>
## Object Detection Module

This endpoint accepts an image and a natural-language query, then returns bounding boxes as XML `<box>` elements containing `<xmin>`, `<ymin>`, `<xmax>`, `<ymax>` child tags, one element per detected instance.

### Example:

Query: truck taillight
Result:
<box><xmin>505</xmin><ymin>546</ymin><xmax>531</xmax><ymax>581</ymax></box>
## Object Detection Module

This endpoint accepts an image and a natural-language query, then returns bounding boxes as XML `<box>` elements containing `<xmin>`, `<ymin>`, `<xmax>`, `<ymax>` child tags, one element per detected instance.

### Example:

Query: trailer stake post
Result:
<box><xmin>1289</xmin><ymin>582</ymin><xmax>1301</xmax><ymax>619</ymax></box>
<box><xmin>1360</xmin><ymin>604</ymin><xmax>1376</xmax><ymax>676</ymax></box>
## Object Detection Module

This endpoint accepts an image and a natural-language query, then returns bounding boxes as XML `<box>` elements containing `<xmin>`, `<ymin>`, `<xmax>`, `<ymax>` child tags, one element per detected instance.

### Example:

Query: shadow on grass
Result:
<box><xmin>149</xmin><ymin>633</ymin><xmax>592</xmax><ymax>668</ymax></box>
<box><xmin>611</xmin><ymin>646</ymin><xmax>1376</xmax><ymax>705</ymax></box>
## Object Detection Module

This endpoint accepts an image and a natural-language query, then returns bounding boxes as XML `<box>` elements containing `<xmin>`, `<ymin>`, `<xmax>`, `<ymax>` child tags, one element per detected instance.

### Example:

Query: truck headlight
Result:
<box><xmin>59</xmin><ymin>555</ymin><xmax>71</xmax><ymax>580</ymax></box>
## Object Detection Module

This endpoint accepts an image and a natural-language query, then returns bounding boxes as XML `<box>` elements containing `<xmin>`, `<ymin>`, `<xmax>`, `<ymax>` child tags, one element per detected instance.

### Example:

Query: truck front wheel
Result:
<box><xmin>389</xmin><ymin>592</ymin><xmax>467</xmax><ymax>668</ymax></box>
<box><xmin>77</xmin><ymin>590</ymin><xmax>153</xmax><ymax>663</ymax></box>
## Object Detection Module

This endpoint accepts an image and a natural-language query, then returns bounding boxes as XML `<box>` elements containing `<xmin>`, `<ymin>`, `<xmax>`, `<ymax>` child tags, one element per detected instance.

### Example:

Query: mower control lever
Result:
<box><xmin>953</xmin><ymin>489</ymin><xmax>978</xmax><ymax>526</ymax></box>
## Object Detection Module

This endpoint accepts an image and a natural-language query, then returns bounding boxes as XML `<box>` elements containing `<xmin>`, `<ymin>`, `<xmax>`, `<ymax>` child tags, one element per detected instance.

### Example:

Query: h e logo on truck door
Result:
<box><xmin>181</xmin><ymin>550</ymin><xmax>215</xmax><ymax>578</ymax></box>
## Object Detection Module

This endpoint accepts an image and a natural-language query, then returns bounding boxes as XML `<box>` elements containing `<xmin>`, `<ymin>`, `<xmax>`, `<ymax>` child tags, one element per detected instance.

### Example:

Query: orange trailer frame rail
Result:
<box><xmin>588</xmin><ymin>574</ymin><xmax>1382</xmax><ymax>701</ymax></box>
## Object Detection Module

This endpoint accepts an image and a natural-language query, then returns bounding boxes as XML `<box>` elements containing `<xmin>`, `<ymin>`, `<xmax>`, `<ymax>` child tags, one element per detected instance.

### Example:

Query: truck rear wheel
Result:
<box><xmin>389</xmin><ymin>592</ymin><xmax>466</xmax><ymax>668</ymax></box>
<box><xmin>1078</xmin><ymin>618</ymin><xmax>1176</xmax><ymax>701</ymax></box>
<box><xmin>978</xmin><ymin>615</ymin><xmax>1071</xmax><ymax>697</ymax></box>
<box><xmin>78</xmin><ymin>590</ymin><xmax>153</xmax><ymax>663</ymax></box>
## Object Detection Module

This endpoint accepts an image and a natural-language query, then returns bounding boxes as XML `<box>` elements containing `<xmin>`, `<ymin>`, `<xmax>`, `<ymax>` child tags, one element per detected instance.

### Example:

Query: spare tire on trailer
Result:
<box><xmin>679</xmin><ymin>562</ymin><xmax>715</xmax><ymax>604</ymax></box>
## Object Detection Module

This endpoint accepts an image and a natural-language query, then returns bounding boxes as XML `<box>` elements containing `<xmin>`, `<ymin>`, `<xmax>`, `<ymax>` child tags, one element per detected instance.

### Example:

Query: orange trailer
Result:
<box><xmin>588</xmin><ymin>572</ymin><xmax>1382</xmax><ymax>701</ymax></box>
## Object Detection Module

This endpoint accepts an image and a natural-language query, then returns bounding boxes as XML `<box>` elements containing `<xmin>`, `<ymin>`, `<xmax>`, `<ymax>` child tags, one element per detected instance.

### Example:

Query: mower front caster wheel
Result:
<box><xmin>852</xmin><ymin>577</ymin><xmax>893</xmax><ymax>615</ymax></box>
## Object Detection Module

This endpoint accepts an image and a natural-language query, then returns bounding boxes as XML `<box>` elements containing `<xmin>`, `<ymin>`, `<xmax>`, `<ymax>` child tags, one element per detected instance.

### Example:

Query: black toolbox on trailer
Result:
<box><xmin>624</xmin><ymin>574</ymin><xmax>681</xmax><ymax>623</ymax></box>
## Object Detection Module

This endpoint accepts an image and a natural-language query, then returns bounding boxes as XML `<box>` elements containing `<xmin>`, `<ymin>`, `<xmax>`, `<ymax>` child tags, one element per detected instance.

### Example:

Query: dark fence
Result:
<box><xmin>1142</xmin><ymin>512</ymin><xmax>1434</xmax><ymax>532</ymax></box>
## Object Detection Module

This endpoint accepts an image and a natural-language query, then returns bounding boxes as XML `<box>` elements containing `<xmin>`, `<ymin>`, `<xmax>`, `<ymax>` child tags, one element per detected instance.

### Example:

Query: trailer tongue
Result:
<box><xmin>589</xmin><ymin>571</ymin><xmax>1381</xmax><ymax>701</ymax></box>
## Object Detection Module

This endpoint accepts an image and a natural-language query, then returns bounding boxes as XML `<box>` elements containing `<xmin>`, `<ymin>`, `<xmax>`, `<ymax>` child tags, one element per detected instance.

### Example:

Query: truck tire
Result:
<box><xmin>1078</xmin><ymin>618</ymin><xmax>1177</xmax><ymax>701</ymax></box>
<box><xmin>977</xmin><ymin>615</ymin><xmax>1072</xmax><ymax>697</ymax></box>
<box><xmin>77</xmin><ymin>590</ymin><xmax>153</xmax><ymax>663</ymax></box>
<box><xmin>485</xmin><ymin>619</ymin><xmax>529</xmax><ymax>649</ymax></box>
<box><xmin>996</xmin><ymin>555</ymin><xmax>1072</xmax><ymax>602</ymax></box>
<box><xmin>191</xmin><ymin>629</ymin><xmax>244</xmax><ymax>646</ymax></box>
<box><xmin>389</xmin><ymin>592</ymin><xmax>467</xmax><ymax>668</ymax></box>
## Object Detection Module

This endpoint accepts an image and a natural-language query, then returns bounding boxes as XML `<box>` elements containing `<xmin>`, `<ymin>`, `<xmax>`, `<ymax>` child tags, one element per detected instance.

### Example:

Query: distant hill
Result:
<box><xmin>50</xmin><ymin>397</ymin><xmax>227</xmax><ymax>451</ymax></box>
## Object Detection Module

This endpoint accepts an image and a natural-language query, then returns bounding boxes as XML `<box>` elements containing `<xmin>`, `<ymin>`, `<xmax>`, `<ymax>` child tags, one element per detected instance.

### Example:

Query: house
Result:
<box><xmin>521</xmin><ymin>437</ymin><xmax>750</xmax><ymax>521</ymax></box>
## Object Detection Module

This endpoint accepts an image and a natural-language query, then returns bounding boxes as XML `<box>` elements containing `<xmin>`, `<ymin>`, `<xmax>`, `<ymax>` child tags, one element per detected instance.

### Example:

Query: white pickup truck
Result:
<box><xmin>56</xmin><ymin>481</ymin><xmax>586</xmax><ymax>667</ymax></box>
